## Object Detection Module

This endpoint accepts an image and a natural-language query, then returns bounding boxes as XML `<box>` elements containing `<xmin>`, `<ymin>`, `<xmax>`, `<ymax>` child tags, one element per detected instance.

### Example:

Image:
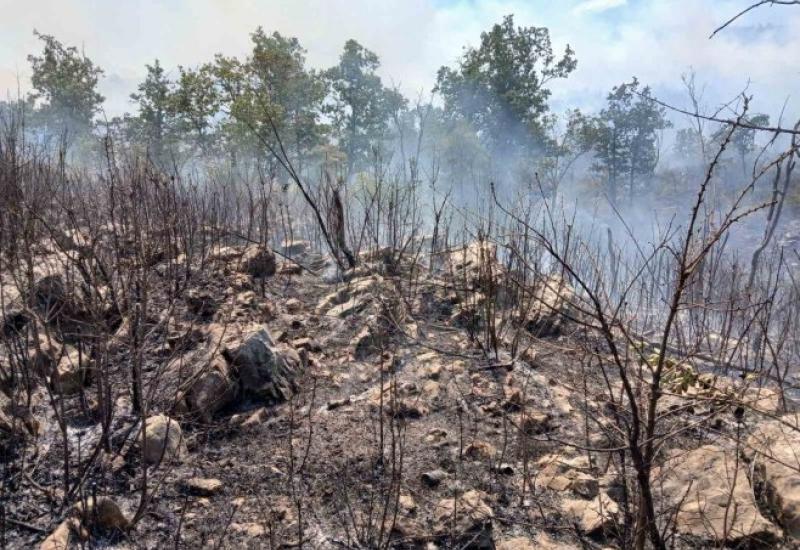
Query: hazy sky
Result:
<box><xmin>1</xmin><ymin>0</ymin><xmax>799</xmax><ymax>125</ymax></box>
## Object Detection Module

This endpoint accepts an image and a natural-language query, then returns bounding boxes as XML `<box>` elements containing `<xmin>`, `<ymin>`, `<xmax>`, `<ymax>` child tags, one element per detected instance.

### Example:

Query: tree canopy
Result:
<box><xmin>435</xmin><ymin>14</ymin><xmax>576</xmax><ymax>155</ymax></box>
<box><xmin>27</xmin><ymin>30</ymin><xmax>104</xmax><ymax>139</ymax></box>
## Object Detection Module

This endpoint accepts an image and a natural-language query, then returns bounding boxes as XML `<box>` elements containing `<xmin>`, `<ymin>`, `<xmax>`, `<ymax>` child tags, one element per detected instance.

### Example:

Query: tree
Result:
<box><xmin>129</xmin><ymin>60</ymin><xmax>176</xmax><ymax>162</ymax></box>
<box><xmin>674</xmin><ymin>127</ymin><xmax>705</xmax><ymax>163</ymax></box>
<box><xmin>712</xmin><ymin>112</ymin><xmax>770</xmax><ymax>177</ymax></box>
<box><xmin>214</xmin><ymin>28</ymin><xmax>327</xmax><ymax>171</ymax></box>
<box><xmin>535</xmin><ymin>109</ymin><xmax>596</xmax><ymax>196</ymax></box>
<box><xmin>325</xmin><ymin>39</ymin><xmax>406</xmax><ymax>176</ymax></box>
<box><xmin>434</xmin><ymin>14</ymin><xmax>576</xmax><ymax>156</ymax></box>
<box><xmin>172</xmin><ymin>64</ymin><xmax>220</xmax><ymax>154</ymax></box>
<box><xmin>27</xmin><ymin>31</ymin><xmax>104</xmax><ymax>140</ymax></box>
<box><xmin>590</xmin><ymin>78</ymin><xmax>671</xmax><ymax>204</ymax></box>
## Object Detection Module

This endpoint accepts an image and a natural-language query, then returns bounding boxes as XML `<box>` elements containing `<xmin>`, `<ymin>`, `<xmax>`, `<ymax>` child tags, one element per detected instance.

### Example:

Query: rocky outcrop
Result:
<box><xmin>29</xmin><ymin>331</ymin><xmax>61</xmax><ymax>379</ymax></box>
<box><xmin>656</xmin><ymin>444</ymin><xmax>778</xmax><ymax>545</ymax></box>
<box><xmin>51</xmin><ymin>346</ymin><xmax>87</xmax><ymax>394</ymax></box>
<box><xmin>241</xmin><ymin>246</ymin><xmax>276</xmax><ymax>278</ymax></box>
<box><xmin>181</xmin><ymin>477</ymin><xmax>223</xmax><ymax>496</ymax></box>
<box><xmin>73</xmin><ymin>496</ymin><xmax>130</xmax><ymax>532</ymax></box>
<box><xmin>562</xmin><ymin>492</ymin><xmax>619</xmax><ymax>535</ymax></box>
<box><xmin>497</xmin><ymin>534</ymin><xmax>573</xmax><ymax>550</ymax></box>
<box><xmin>185</xmin><ymin>289</ymin><xmax>218</xmax><ymax>318</ymax></box>
<box><xmin>181</xmin><ymin>357</ymin><xmax>237</xmax><ymax>421</ymax></box>
<box><xmin>536</xmin><ymin>453</ymin><xmax>599</xmax><ymax>499</ymax></box>
<box><xmin>0</xmin><ymin>392</ymin><xmax>41</xmax><ymax>447</ymax></box>
<box><xmin>138</xmin><ymin>414</ymin><xmax>185</xmax><ymax>465</ymax></box>
<box><xmin>224</xmin><ymin>326</ymin><xmax>302</xmax><ymax>401</ymax></box>
<box><xmin>39</xmin><ymin>518</ymin><xmax>76</xmax><ymax>550</ymax></box>
<box><xmin>29</xmin><ymin>274</ymin><xmax>69</xmax><ymax>321</ymax></box>
<box><xmin>523</xmin><ymin>276</ymin><xmax>575</xmax><ymax>337</ymax></box>
<box><xmin>434</xmin><ymin>490</ymin><xmax>494</xmax><ymax>547</ymax></box>
<box><xmin>746</xmin><ymin>416</ymin><xmax>800</xmax><ymax>538</ymax></box>
<box><xmin>280</xmin><ymin>240</ymin><xmax>311</xmax><ymax>258</ymax></box>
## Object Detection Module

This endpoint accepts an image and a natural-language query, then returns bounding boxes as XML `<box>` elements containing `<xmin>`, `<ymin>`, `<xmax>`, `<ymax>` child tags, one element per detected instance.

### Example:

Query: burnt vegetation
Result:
<box><xmin>3</xmin><ymin>4</ymin><xmax>800</xmax><ymax>550</ymax></box>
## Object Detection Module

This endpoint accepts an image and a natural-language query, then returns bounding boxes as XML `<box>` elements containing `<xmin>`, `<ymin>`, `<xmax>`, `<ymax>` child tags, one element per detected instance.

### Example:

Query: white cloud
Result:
<box><xmin>572</xmin><ymin>0</ymin><xmax>627</xmax><ymax>16</ymax></box>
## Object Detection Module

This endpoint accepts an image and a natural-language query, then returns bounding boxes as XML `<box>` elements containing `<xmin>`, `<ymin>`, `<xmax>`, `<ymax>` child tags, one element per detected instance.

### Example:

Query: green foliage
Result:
<box><xmin>172</xmin><ymin>64</ymin><xmax>220</xmax><ymax>153</ymax></box>
<box><xmin>534</xmin><ymin>109</ymin><xmax>596</xmax><ymax>194</ymax></box>
<box><xmin>324</xmin><ymin>39</ymin><xmax>406</xmax><ymax>174</ymax></box>
<box><xmin>128</xmin><ymin>60</ymin><xmax>177</xmax><ymax>161</ymax></box>
<box><xmin>711</xmin><ymin>112</ymin><xmax>770</xmax><ymax>176</ymax></box>
<box><xmin>424</xmin><ymin>106</ymin><xmax>489</xmax><ymax>186</ymax></box>
<box><xmin>27</xmin><ymin>30</ymin><xmax>104</xmax><ymax>139</ymax></box>
<box><xmin>214</xmin><ymin>28</ymin><xmax>327</xmax><ymax>168</ymax></box>
<box><xmin>434</xmin><ymin>14</ymin><xmax>576</xmax><ymax>155</ymax></box>
<box><xmin>588</xmin><ymin>78</ymin><xmax>671</xmax><ymax>203</ymax></box>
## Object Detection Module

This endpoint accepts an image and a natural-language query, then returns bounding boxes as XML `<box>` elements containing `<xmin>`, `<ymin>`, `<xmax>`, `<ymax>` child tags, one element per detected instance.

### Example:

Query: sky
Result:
<box><xmin>1</xmin><ymin>0</ymin><xmax>799</xmax><ymax>126</ymax></box>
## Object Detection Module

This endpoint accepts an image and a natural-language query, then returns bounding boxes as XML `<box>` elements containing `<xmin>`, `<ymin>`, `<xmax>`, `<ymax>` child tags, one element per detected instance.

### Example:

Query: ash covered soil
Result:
<box><xmin>3</xmin><ymin>239</ymin><xmax>800</xmax><ymax>549</ymax></box>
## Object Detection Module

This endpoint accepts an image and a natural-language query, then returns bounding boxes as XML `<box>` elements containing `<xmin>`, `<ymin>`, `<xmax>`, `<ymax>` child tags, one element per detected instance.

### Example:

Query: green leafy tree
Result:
<box><xmin>535</xmin><ymin>109</ymin><xmax>596</xmax><ymax>195</ymax></box>
<box><xmin>214</xmin><ymin>28</ymin><xmax>327</xmax><ymax>171</ymax></box>
<box><xmin>27</xmin><ymin>30</ymin><xmax>104</xmax><ymax>140</ymax></box>
<box><xmin>711</xmin><ymin>112</ymin><xmax>770</xmax><ymax>177</ymax></box>
<box><xmin>590</xmin><ymin>78</ymin><xmax>671</xmax><ymax>204</ymax></box>
<box><xmin>434</xmin><ymin>14</ymin><xmax>576</xmax><ymax>156</ymax></box>
<box><xmin>325</xmin><ymin>39</ymin><xmax>406</xmax><ymax>175</ymax></box>
<box><xmin>129</xmin><ymin>60</ymin><xmax>176</xmax><ymax>162</ymax></box>
<box><xmin>172</xmin><ymin>64</ymin><xmax>220</xmax><ymax>154</ymax></box>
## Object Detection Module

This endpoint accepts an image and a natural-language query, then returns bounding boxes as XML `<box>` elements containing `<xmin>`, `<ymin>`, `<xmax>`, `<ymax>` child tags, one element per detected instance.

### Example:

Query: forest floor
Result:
<box><xmin>2</xmin><ymin>239</ymin><xmax>798</xmax><ymax>549</ymax></box>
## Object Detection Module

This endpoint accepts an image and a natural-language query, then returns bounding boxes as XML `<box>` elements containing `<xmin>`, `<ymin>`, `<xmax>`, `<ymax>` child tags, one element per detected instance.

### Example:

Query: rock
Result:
<box><xmin>524</xmin><ymin>276</ymin><xmax>575</xmax><ymax>337</ymax></box>
<box><xmin>241</xmin><ymin>246</ymin><xmax>276</xmax><ymax>278</ymax></box>
<box><xmin>29</xmin><ymin>274</ymin><xmax>69</xmax><ymax>320</ymax></box>
<box><xmin>181</xmin><ymin>477</ymin><xmax>223</xmax><ymax>496</ymax></box>
<box><xmin>281</xmin><ymin>240</ymin><xmax>310</xmax><ymax>257</ymax></box>
<box><xmin>398</xmin><ymin>494</ymin><xmax>417</xmax><ymax>515</ymax></box>
<box><xmin>393</xmin><ymin>398</ymin><xmax>429</xmax><ymax>419</ymax></box>
<box><xmin>231</xmin><ymin>522</ymin><xmax>266</xmax><ymax>538</ymax></box>
<box><xmin>656</xmin><ymin>444</ymin><xmax>778</xmax><ymax>544</ymax></box>
<box><xmin>747</xmin><ymin>416</ymin><xmax>800</xmax><ymax>538</ymax></box>
<box><xmin>2</xmin><ymin>305</ymin><xmax>30</xmax><ymax>337</ymax></box>
<box><xmin>138</xmin><ymin>414</ymin><xmax>185</xmax><ymax>465</ymax></box>
<box><xmin>464</xmin><ymin>441</ymin><xmax>496</xmax><ymax>461</ymax></box>
<box><xmin>40</xmin><ymin>519</ymin><xmax>76</xmax><ymax>550</ymax></box>
<box><xmin>29</xmin><ymin>332</ymin><xmax>61</xmax><ymax>378</ymax></box>
<box><xmin>285</xmin><ymin>298</ymin><xmax>302</xmax><ymax>313</ymax></box>
<box><xmin>536</xmin><ymin>454</ymin><xmax>599</xmax><ymax>499</ymax></box>
<box><xmin>291</xmin><ymin>337</ymin><xmax>321</xmax><ymax>353</ymax></box>
<box><xmin>450</xmin><ymin>241</ymin><xmax>497</xmax><ymax>274</ymax></box>
<box><xmin>739</xmin><ymin>386</ymin><xmax>782</xmax><ymax>415</ymax></box>
<box><xmin>434</xmin><ymin>490</ymin><xmax>493</xmax><ymax>544</ymax></box>
<box><xmin>351</xmin><ymin>323</ymin><xmax>385</xmax><ymax>359</ymax></box>
<box><xmin>183</xmin><ymin>358</ymin><xmax>236</xmax><ymax>421</ymax></box>
<box><xmin>497</xmin><ymin>533</ymin><xmax>573</xmax><ymax>549</ymax></box>
<box><xmin>562</xmin><ymin>493</ymin><xmax>618</xmax><ymax>534</ymax></box>
<box><xmin>516</xmin><ymin>411</ymin><xmax>552</xmax><ymax>435</ymax></box>
<box><xmin>327</xmin><ymin>397</ymin><xmax>351</xmax><ymax>410</ymax></box>
<box><xmin>224</xmin><ymin>327</ymin><xmax>302</xmax><ymax>401</ymax></box>
<box><xmin>73</xmin><ymin>496</ymin><xmax>130</xmax><ymax>532</ymax></box>
<box><xmin>166</xmin><ymin>322</ymin><xmax>205</xmax><ymax>352</ymax></box>
<box><xmin>425</xmin><ymin>428</ymin><xmax>449</xmax><ymax>446</ymax></box>
<box><xmin>186</xmin><ymin>290</ymin><xmax>217</xmax><ymax>318</ymax></box>
<box><xmin>326</xmin><ymin>295</ymin><xmax>371</xmax><ymax>318</ymax></box>
<box><xmin>208</xmin><ymin>245</ymin><xmax>242</xmax><ymax>263</ymax></box>
<box><xmin>52</xmin><ymin>347</ymin><xmax>87</xmax><ymax>394</ymax></box>
<box><xmin>278</xmin><ymin>263</ymin><xmax>303</xmax><ymax>276</ymax></box>
<box><xmin>421</xmin><ymin>469</ymin><xmax>448</xmax><ymax>487</ymax></box>
<box><xmin>496</xmin><ymin>537</ymin><xmax>535</xmax><ymax>550</ymax></box>
<box><xmin>0</xmin><ymin>393</ymin><xmax>40</xmax><ymax>446</ymax></box>
<box><xmin>281</xmin><ymin>240</ymin><xmax>311</xmax><ymax>258</ymax></box>
<box><xmin>241</xmin><ymin>407</ymin><xmax>270</xmax><ymax>428</ymax></box>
